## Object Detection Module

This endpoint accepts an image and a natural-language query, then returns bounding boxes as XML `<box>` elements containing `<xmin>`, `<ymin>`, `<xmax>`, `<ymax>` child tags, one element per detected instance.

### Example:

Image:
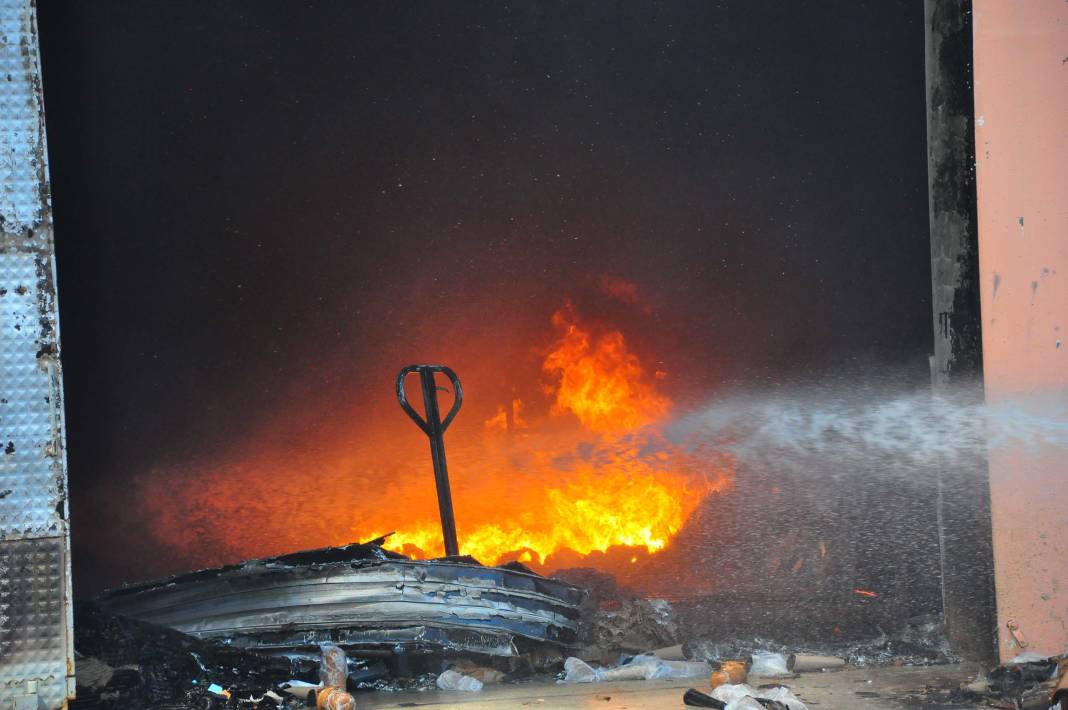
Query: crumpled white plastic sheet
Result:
<box><xmin>1008</xmin><ymin>651</ymin><xmax>1050</xmax><ymax>664</ymax></box>
<box><xmin>749</xmin><ymin>650</ymin><xmax>791</xmax><ymax>677</ymax></box>
<box><xmin>712</xmin><ymin>682</ymin><xmax>809</xmax><ymax>710</ymax></box>
<box><xmin>562</xmin><ymin>654</ymin><xmax>710</xmax><ymax>682</ymax></box>
<box><xmin>436</xmin><ymin>669</ymin><xmax>484</xmax><ymax>691</ymax></box>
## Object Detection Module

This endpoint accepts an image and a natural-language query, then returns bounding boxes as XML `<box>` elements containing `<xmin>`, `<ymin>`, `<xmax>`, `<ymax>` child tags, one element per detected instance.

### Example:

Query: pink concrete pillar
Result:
<box><xmin>973</xmin><ymin>0</ymin><xmax>1068</xmax><ymax>661</ymax></box>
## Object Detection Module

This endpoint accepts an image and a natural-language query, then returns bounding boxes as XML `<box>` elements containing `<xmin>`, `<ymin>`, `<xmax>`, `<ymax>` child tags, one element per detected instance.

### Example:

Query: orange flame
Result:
<box><xmin>483</xmin><ymin>398</ymin><xmax>527</xmax><ymax>433</ymax></box>
<box><xmin>543</xmin><ymin>304</ymin><xmax>669</xmax><ymax>433</ymax></box>
<box><xmin>366</xmin><ymin>304</ymin><xmax>725</xmax><ymax>567</ymax></box>
<box><xmin>369</xmin><ymin>438</ymin><xmax>724</xmax><ymax>564</ymax></box>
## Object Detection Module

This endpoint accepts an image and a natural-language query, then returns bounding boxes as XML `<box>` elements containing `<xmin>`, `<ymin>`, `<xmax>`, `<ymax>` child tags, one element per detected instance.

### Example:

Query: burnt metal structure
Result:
<box><xmin>923</xmin><ymin>0</ymin><xmax>997</xmax><ymax>662</ymax></box>
<box><xmin>0</xmin><ymin>0</ymin><xmax>75</xmax><ymax>707</ymax></box>
<box><xmin>396</xmin><ymin>364</ymin><xmax>463</xmax><ymax>557</ymax></box>
<box><xmin>925</xmin><ymin>0</ymin><xmax>984</xmax><ymax>384</ymax></box>
<box><xmin>95</xmin><ymin>540</ymin><xmax>583</xmax><ymax>660</ymax></box>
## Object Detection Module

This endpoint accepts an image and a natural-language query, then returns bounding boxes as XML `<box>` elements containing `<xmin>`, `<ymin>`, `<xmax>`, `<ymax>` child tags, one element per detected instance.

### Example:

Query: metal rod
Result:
<box><xmin>419</xmin><ymin>368</ymin><xmax>459</xmax><ymax>557</ymax></box>
<box><xmin>396</xmin><ymin>365</ymin><xmax>463</xmax><ymax>557</ymax></box>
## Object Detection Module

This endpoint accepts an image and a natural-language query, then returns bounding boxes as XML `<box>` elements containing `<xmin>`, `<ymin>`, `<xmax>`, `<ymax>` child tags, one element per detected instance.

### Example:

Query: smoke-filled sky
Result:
<box><xmin>37</xmin><ymin>1</ymin><xmax>932</xmax><ymax>593</ymax></box>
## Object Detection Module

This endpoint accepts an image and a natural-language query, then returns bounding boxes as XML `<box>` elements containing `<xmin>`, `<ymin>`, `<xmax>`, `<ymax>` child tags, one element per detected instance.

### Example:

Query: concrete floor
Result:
<box><xmin>359</xmin><ymin>663</ymin><xmax>987</xmax><ymax>709</ymax></box>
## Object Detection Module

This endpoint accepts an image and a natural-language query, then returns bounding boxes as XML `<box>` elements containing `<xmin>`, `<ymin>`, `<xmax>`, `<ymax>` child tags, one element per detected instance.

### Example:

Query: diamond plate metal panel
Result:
<box><xmin>0</xmin><ymin>0</ymin><xmax>47</xmax><ymax>236</ymax></box>
<box><xmin>0</xmin><ymin>537</ymin><xmax>71</xmax><ymax>707</ymax></box>
<box><xmin>0</xmin><ymin>253</ymin><xmax>65</xmax><ymax>539</ymax></box>
<box><xmin>0</xmin><ymin>0</ymin><xmax>74</xmax><ymax>707</ymax></box>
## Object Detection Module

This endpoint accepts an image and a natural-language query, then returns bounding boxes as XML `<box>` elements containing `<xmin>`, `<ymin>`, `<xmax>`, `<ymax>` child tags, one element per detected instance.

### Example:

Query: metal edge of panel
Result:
<box><xmin>0</xmin><ymin>0</ymin><xmax>74</xmax><ymax>706</ymax></box>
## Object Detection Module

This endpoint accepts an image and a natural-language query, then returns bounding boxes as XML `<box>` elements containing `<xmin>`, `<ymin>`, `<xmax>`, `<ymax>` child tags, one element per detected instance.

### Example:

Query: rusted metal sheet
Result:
<box><xmin>0</xmin><ymin>0</ymin><xmax>74</xmax><ymax>707</ymax></box>
<box><xmin>96</xmin><ymin>542</ymin><xmax>583</xmax><ymax>659</ymax></box>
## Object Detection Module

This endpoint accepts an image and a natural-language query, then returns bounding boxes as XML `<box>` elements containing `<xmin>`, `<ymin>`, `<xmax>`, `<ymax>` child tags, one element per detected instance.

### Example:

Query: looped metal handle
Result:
<box><xmin>396</xmin><ymin>364</ymin><xmax>464</xmax><ymax>435</ymax></box>
<box><xmin>396</xmin><ymin>364</ymin><xmax>464</xmax><ymax>557</ymax></box>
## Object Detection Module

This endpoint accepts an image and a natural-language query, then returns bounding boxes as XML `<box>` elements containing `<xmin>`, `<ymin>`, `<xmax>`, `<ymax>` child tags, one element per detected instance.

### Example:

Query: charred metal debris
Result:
<box><xmin>80</xmin><ymin>539</ymin><xmax>582</xmax><ymax>706</ymax></box>
<box><xmin>896</xmin><ymin>653</ymin><xmax>1068</xmax><ymax>709</ymax></box>
<box><xmin>77</xmin><ymin>541</ymin><xmax>1067</xmax><ymax>709</ymax></box>
<box><xmin>95</xmin><ymin>538</ymin><xmax>583</xmax><ymax>661</ymax></box>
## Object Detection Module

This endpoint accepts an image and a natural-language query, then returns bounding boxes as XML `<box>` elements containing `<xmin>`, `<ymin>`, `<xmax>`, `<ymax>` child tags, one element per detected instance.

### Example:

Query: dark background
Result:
<box><xmin>36</xmin><ymin>1</ymin><xmax>933</xmax><ymax>594</ymax></box>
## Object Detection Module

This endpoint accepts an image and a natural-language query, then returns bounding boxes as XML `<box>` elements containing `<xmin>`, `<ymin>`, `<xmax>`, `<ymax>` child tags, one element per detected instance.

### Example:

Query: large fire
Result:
<box><xmin>136</xmin><ymin>299</ymin><xmax>732</xmax><ymax>581</ymax></box>
<box><xmin>362</xmin><ymin>303</ymin><xmax>726</xmax><ymax>566</ymax></box>
<box><xmin>371</xmin><ymin>432</ymin><xmax>714</xmax><ymax>564</ymax></box>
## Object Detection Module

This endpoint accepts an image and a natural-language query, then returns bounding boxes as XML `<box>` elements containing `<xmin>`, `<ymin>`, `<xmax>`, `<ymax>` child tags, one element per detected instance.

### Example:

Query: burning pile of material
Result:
<box><xmin>135</xmin><ymin>301</ymin><xmax>732</xmax><ymax>585</ymax></box>
<box><xmin>359</xmin><ymin>303</ymin><xmax>731</xmax><ymax>571</ymax></box>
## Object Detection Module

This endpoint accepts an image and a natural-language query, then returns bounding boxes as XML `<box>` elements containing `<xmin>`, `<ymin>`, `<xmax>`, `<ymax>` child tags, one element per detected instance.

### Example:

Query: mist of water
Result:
<box><xmin>671</xmin><ymin>380</ymin><xmax>1068</xmax><ymax>481</ymax></box>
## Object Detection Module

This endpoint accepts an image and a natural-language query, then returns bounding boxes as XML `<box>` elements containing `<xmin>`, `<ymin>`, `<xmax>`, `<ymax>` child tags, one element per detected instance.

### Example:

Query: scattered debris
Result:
<box><xmin>989</xmin><ymin>654</ymin><xmax>1059</xmax><ymax>699</ymax></box>
<box><xmin>561</xmin><ymin>654</ymin><xmax>709</xmax><ymax>683</ymax></box>
<box><xmin>686</xmin><ymin>638</ymin><xmax>792</xmax><ymax>666</ymax></box>
<box><xmin>318</xmin><ymin>644</ymin><xmax>348</xmax><ymax>688</ymax></box>
<box><xmin>280</xmin><ymin>680</ymin><xmax>321</xmax><ymax>702</ymax></box>
<box><xmin>355</xmin><ymin>673</ymin><xmax>439</xmax><ymax>693</ymax></box>
<box><xmin>687</xmin><ymin>615</ymin><xmax>958</xmax><ymax>670</ymax></box>
<box><xmin>435</xmin><ymin>669</ymin><xmax>484</xmax><ymax>691</ymax></box>
<box><xmin>903</xmin><ymin>651</ymin><xmax>1068</xmax><ymax>707</ymax></box>
<box><xmin>71</xmin><ymin>601</ymin><xmax>317</xmax><ymax>708</ymax></box>
<box><xmin>749</xmin><ymin>651</ymin><xmax>790</xmax><ymax>677</ymax></box>
<box><xmin>685</xmin><ymin>687</ymin><xmax>728</xmax><ymax>708</ymax></box>
<box><xmin>684</xmin><ymin>683</ymin><xmax>807</xmax><ymax>710</ymax></box>
<box><xmin>711</xmin><ymin>683</ymin><xmax>807</xmax><ymax>710</ymax></box>
<box><xmin>786</xmin><ymin>654</ymin><xmax>844</xmax><ymax>672</ymax></box>
<box><xmin>315</xmin><ymin>686</ymin><xmax>356</xmax><ymax>710</ymax></box>
<box><xmin>651</xmin><ymin>643</ymin><xmax>686</xmax><ymax>660</ymax></box>
<box><xmin>446</xmin><ymin>658</ymin><xmax>506</xmax><ymax>684</ymax></box>
<box><xmin>1052</xmin><ymin>663</ymin><xmax>1068</xmax><ymax>709</ymax></box>
<box><xmin>315</xmin><ymin>644</ymin><xmax>357</xmax><ymax>710</ymax></box>
<box><xmin>83</xmin><ymin>535</ymin><xmax>1050</xmax><ymax>709</ymax></box>
<box><xmin>710</xmin><ymin>659</ymin><xmax>749</xmax><ymax>689</ymax></box>
<box><xmin>554</xmin><ymin>567</ymin><xmax>680</xmax><ymax>663</ymax></box>
<box><xmin>843</xmin><ymin>614</ymin><xmax>960</xmax><ymax>666</ymax></box>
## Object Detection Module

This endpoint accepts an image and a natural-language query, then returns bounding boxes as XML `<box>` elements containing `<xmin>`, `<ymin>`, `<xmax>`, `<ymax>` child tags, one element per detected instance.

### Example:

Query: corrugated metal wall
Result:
<box><xmin>0</xmin><ymin>0</ymin><xmax>75</xmax><ymax>707</ymax></box>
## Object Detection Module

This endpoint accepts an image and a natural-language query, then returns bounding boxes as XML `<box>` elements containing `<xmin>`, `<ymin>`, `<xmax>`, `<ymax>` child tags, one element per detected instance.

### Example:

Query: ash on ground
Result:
<box><xmin>553</xmin><ymin>567</ymin><xmax>680</xmax><ymax>664</ymax></box>
<box><xmin>685</xmin><ymin>614</ymin><xmax>959</xmax><ymax>667</ymax></box>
